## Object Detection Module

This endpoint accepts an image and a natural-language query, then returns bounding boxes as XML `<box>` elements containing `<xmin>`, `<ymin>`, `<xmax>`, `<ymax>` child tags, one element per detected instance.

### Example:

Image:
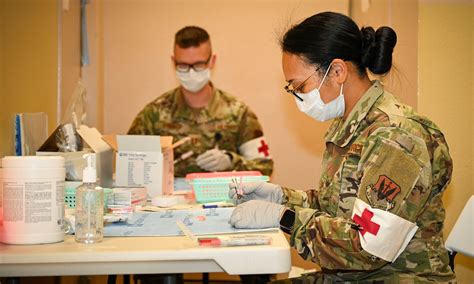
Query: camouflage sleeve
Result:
<box><xmin>127</xmin><ymin>104</ymin><xmax>160</xmax><ymax>135</ymax></box>
<box><xmin>426</xmin><ymin>125</ymin><xmax>452</xmax><ymax>198</ymax></box>
<box><xmin>281</xmin><ymin>187</ymin><xmax>322</xmax><ymax>211</ymax></box>
<box><xmin>227</xmin><ymin>107</ymin><xmax>274</xmax><ymax>176</ymax></box>
<box><xmin>289</xmin><ymin>127</ymin><xmax>435</xmax><ymax>270</ymax></box>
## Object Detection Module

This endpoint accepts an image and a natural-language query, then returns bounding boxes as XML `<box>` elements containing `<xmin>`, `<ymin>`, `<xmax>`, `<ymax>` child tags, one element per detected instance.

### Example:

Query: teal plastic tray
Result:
<box><xmin>190</xmin><ymin>175</ymin><xmax>270</xmax><ymax>203</ymax></box>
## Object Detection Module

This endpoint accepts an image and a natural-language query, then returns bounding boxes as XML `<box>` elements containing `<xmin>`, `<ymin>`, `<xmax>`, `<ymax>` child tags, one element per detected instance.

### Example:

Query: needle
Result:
<box><xmin>232</xmin><ymin>177</ymin><xmax>243</xmax><ymax>200</ymax></box>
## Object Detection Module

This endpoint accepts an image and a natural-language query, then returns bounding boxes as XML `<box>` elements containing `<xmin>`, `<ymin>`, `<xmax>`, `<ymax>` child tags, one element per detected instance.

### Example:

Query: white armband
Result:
<box><xmin>351</xmin><ymin>198</ymin><xmax>418</xmax><ymax>262</ymax></box>
<box><xmin>238</xmin><ymin>136</ymin><xmax>271</xmax><ymax>159</ymax></box>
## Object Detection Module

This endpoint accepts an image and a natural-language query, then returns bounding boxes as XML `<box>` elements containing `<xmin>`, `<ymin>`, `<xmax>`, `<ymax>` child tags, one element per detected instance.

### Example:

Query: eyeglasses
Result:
<box><xmin>284</xmin><ymin>68</ymin><xmax>320</xmax><ymax>102</ymax></box>
<box><xmin>175</xmin><ymin>55</ymin><xmax>212</xmax><ymax>72</ymax></box>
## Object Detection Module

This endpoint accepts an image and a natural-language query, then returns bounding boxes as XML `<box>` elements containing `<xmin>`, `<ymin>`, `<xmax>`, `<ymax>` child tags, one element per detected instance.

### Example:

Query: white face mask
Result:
<box><xmin>176</xmin><ymin>68</ymin><xmax>211</xmax><ymax>93</ymax></box>
<box><xmin>294</xmin><ymin>65</ymin><xmax>345</xmax><ymax>122</ymax></box>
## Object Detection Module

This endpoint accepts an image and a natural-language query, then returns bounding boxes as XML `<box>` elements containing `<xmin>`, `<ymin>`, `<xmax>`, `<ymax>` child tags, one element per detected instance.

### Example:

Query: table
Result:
<box><xmin>445</xmin><ymin>195</ymin><xmax>474</xmax><ymax>259</ymax></box>
<box><xmin>0</xmin><ymin>231</ymin><xmax>291</xmax><ymax>277</ymax></box>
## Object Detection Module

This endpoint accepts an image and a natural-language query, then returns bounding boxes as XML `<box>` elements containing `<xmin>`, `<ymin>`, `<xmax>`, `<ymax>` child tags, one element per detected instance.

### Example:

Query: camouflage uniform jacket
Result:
<box><xmin>128</xmin><ymin>86</ymin><xmax>273</xmax><ymax>177</ymax></box>
<box><xmin>282</xmin><ymin>81</ymin><xmax>455</xmax><ymax>283</ymax></box>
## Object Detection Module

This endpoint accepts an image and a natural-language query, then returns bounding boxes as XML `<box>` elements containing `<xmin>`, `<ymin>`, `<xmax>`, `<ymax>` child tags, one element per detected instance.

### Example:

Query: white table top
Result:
<box><xmin>0</xmin><ymin>231</ymin><xmax>291</xmax><ymax>277</ymax></box>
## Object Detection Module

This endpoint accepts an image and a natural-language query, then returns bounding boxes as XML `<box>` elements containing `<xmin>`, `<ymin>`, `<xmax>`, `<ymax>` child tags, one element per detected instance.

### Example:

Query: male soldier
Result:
<box><xmin>128</xmin><ymin>26</ymin><xmax>273</xmax><ymax>177</ymax></box>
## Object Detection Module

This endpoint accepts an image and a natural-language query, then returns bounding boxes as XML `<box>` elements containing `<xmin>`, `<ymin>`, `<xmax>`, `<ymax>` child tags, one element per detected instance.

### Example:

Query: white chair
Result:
<box><xmin>445</xmin><ymin>195</ymin><xmax>474</xmax><ymax>270</ymax></box>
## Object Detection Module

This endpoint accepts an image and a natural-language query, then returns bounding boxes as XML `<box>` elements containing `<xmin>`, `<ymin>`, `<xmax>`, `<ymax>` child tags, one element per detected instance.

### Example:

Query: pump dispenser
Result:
<box><xmin>75</xmin><ymin>153</ymin><xmax>104</xmax><ymax>243</ymax></box>
<box><xmin>82</xmin><ymin>154</ymin><xmax>97</xmax><ymax>183</ymax></box>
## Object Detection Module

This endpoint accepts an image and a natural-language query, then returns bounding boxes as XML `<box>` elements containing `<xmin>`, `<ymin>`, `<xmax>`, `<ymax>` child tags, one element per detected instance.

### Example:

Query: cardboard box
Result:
<box><xmin>107</xmin><ymin>135</ymin><xmax>174</xmax><ymax>198</ymax></box>
<box><xmin>37</xmin><ymin>125</ymin><xmax>114</xmax><ymax>188</ymax></box>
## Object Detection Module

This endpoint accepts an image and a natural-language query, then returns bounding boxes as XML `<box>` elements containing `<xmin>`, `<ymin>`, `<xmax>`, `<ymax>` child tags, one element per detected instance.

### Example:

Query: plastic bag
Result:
<box><xmin>56</xmin><ymin>81</ymin><xmax>87</xmax><ymax>152</ymax></box>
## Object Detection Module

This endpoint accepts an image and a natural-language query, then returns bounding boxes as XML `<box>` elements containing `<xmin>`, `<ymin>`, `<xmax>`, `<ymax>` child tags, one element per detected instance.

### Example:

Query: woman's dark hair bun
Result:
<box><xmin>360</xmin><ymin>27</ymin><xmax>376</xmax><ymax>69</ymax></box>
<box><xmin>361</xmin><ymin>26</ymin><xmax>397</xmax><ymax>74</ymax></box>
<box><xmin>281</xmin><ymin>12</ymin><xmax>398</xmax><ymax>76</ymax></box>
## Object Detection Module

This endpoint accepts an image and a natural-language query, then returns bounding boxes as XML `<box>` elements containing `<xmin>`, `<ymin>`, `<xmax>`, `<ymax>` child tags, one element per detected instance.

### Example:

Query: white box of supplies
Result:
<box><xmin>114</xmin><ymin>135</ymin><xmax>174</xmax><ymax>198</ymax></box>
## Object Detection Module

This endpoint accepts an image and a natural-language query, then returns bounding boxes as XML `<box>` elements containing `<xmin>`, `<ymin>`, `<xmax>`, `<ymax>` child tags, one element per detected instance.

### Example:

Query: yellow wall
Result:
<box><xmin>418</xmin><ymin>2</ymin><xmax>474</xmax><ymax>282</ymax></box>
<box><xmin>0</xmin><ymin>0</ymin><xmax>59</xmax><ymax>158</ymax></box>
<box><xmin>0</xmin><ymin>0</ymin><xmax>80</xmax><ymax>158</ymax></box>
<box><xmin>0</xmin><ymin>2</ymin><xmax>3</xmax><ymax>147</ymax></box>
<box><xmin>351</xmin><ymin>0</ymin><xmax>419</xmax><ymax>109</ymax></box>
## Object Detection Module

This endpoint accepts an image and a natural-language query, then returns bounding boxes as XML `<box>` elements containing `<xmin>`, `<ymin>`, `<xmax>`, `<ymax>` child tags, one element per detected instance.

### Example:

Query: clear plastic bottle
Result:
<box><xmin>75</xmin><ymin>153</ymin><xmax>104</xmax><ymax>244</ymax></box>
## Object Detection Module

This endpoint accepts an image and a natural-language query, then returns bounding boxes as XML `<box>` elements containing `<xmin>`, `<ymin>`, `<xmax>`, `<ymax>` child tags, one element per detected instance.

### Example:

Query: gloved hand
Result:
<box><xmin>228</xmin><ymin>181</ymin><xmax>283</xmax><ymax>205</ymax></box>
<box><xmin>196</xmin><ymin>149</ymin><xmax>232</xmax><ymax>172</ymax></box>
<box><xmin>230</xmin><ymin>200</ymin><xmax>284</xmax><ymax>229</ymax></box>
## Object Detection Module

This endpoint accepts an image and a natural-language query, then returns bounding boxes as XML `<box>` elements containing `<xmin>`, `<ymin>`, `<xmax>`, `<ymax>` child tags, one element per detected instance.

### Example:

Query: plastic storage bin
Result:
<box><xmin>65</xmin><ymin>186</ymin><xmax>112</xmax><ymax>209</ymax></box>
<box><xmin>186</xmin><ymin>171</ymin><xmax>270</xmax><ymax>203</ymax></box>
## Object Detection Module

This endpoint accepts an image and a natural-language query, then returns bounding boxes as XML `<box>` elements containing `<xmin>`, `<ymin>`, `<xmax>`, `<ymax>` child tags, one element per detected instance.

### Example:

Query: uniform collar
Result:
<box><xmin>174</xmin><ymin>82</ymin><xmax>226</xmax><ymax>121</ymax></box>
<box><xmin>324</xmin><ymin>80</ymin><xmax>384</xmax><ymax>147</ymax></box>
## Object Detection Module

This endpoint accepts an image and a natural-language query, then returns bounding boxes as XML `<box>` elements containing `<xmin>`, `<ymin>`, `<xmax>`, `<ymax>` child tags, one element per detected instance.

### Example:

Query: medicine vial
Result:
<box><xmin>75</xmin><ymin>153</ymin><xmax>103</xmax><ymax>243</ymax></box>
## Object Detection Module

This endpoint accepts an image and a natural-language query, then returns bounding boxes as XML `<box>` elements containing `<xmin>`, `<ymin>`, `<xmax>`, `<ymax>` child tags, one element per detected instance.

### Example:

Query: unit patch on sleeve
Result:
<box><xmin>365</xmin><ymin>175</ymin><xmax>401</xmax><ymax>210</ymax></box>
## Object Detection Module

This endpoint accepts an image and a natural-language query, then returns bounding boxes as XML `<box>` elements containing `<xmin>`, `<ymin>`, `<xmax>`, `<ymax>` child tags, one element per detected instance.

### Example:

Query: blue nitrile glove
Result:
<box><xmin>228</xmin><ymin>181</ymin><xmax>283</xmax><ymax>205</ymax></box>
<box><xmin>230</xmin><ymin>200</ymin><xmax>284</xmax><ymax>229</ymax></box>
<box><xmin>196</xmin><ymin>149</ymin><xmax>232</xmax><ymax>172</ymax></box>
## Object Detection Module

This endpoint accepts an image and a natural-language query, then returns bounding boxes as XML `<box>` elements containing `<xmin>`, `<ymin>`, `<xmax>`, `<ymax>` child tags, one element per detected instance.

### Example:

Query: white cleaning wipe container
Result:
<box><xmin>0</xmin><ymin>156</ymin><xmax>65</xmax><ymax>244</ymax></box>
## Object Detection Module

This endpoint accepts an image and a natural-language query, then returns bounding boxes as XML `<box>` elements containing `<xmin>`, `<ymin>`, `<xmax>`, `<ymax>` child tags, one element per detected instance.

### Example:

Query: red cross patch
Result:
<box><xmin>257</xmin><ymin>140</ymin><xmax>270</xmax><ymax>157</ymax></box>
<box><xmin>352</xmin><ymin>208</ymin><xmax>380</xmax><ymax>236</ymax></box>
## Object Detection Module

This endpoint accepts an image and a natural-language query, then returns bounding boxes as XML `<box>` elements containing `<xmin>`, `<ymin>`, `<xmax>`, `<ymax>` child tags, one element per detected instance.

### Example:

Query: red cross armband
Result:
<box><xmin>351</xmin><ymin>198</ymin><xmax>418</xmax><ymax>262</ymax></box>
<box><xmin>238</xmin><ymin>137</ymin><xmax>271</xmax><ymax>159</ymax></box>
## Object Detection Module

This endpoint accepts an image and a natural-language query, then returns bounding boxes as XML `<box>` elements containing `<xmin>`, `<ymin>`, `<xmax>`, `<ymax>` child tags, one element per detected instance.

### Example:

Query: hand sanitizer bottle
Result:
<box><xmin>75</xmin><ymin>153</ymin><xmax>104</xmax><ymax>243</ymax></box>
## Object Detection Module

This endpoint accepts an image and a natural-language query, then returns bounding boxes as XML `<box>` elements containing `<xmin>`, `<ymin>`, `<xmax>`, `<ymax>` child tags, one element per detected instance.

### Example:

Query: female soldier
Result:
<box><xmin>229</xmin><ymin>11</ymin><xmax>455</xmax><ymax>283</ymax></box>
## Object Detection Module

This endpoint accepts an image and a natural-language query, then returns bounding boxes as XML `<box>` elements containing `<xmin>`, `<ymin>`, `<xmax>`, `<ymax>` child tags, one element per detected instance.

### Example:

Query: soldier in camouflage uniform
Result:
<box><xmin>229</xmin><ymin>12</ymin><xmax>455</xmax><ymax>283</ymax></box>
<box><xmin>128</xmin><ymin>26</ymin><xmax>273</xmax><ymax>177</ymax></box>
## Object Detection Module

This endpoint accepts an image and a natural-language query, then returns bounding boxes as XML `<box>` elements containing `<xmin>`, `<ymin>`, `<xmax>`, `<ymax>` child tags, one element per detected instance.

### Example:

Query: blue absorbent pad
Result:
<box><xmin>103</xmin><ymin>207</ymin><xmax>276</xmax><ymax>237</ymax></box>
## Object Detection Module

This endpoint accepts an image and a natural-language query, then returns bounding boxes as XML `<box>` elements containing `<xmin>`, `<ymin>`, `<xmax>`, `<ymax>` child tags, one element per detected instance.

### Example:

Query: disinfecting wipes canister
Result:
<box><xmin>0</xmin><ymin>156</ymin><xmax>66</xmax><ymax>244</ymax></box>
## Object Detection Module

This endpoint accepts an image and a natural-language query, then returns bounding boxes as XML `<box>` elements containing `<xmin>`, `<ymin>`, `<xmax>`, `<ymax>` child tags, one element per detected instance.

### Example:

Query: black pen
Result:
<box><xmin>214</xmin><ymin>132</ymin><xmax>222</xmax><ymax>149</ymax></box>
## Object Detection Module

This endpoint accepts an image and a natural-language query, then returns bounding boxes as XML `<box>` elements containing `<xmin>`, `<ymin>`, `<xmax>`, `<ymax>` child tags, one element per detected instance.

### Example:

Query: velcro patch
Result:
<box><xmin>359</xmin><ymin>138</ymin><xmax>421</xmax><ymax>212</ymax></box>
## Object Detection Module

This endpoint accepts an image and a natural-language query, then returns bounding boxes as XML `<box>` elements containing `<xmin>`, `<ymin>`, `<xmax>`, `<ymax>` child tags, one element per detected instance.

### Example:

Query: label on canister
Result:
<box><xmin>0</xmin><ymin>156</ymin><xmax>66</xmax><ymax>245</ymax></box>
